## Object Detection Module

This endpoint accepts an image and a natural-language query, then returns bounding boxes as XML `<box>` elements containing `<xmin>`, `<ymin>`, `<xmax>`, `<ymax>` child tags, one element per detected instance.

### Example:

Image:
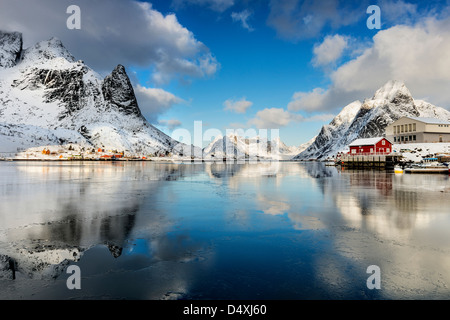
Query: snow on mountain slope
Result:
<box><xmin>202</xmin><ymin>133</ymin><xmax>305</xmax><ymax>160</ymax></box>
<box><xmin>293</xmin><ymin>100</ymin><xmax>362</xmax><ymax>160</ymax></box>
<box><xmin>0</xmin><ymin>31</ymin><xmax>194</xmax><ymax>157</ymax></box>
<box><xmin>0</xmin><ymin>31</ymin><xmax>22</xmax><ymax>68</ymax></box>
<box><xmin>295</xmin><ymin>80</ymin><xmax>450</xmax><ymax>160</ymax></box>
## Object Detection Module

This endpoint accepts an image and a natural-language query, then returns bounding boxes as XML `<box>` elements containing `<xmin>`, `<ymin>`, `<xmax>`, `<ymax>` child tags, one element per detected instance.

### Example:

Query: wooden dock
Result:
<box><xmin>339</xmin><ymin>154</ymin><xmax>402</xmax><ymax>169</ymax></box>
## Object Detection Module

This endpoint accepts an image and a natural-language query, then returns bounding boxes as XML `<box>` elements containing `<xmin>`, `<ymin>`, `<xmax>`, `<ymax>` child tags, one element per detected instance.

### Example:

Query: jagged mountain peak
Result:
<box><xmin>295</xmin><ymin>80</ymin><xmax>450</xmax><ymax>160</ymax></box>
<box><xmin>0</xmin><ymin>31</ymin><xmax>194</xmax><ymax>157</ymax></box>
<box><xmin>372</xmin><ymin>80</ymin><xmax>412</xmax><ymax>103</ymax></box>
<box><xmin>330</xmin><ymin>100</ymin><xmax>361</xmax><ymax>127</ymax></box>
<box><xmin>102</xmin><ymin>64</ymin><xmax>141</xmax><ymax>117</ymax></box>
<box><xmin>21</xmin><ymin>36</ymin><xmax>76</xmax><ymax>66</ymax></box>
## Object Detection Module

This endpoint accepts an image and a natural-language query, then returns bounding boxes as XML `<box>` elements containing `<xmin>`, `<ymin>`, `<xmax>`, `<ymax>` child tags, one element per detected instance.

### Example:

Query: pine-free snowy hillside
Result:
<box><xmin>294</xmin><ymin>80</ymin><xmax>450</xmax><ymax>160</ymax></box>
<box><xmin>0</xmin><ymin>31</ymin><xmax>194</xmax><ymax>157</ymax></box>
<box><xmin>202</xmin><ymin>133</ymin><xmax>310</xmax><ymax>160</ymax></box>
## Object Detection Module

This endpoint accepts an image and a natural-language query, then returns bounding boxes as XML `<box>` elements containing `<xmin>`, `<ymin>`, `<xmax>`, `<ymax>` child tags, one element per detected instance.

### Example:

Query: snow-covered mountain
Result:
<box><xmin>294</xmin><ymin>80</ymin><xmax>450</xmax><ymax>160</ymax></box>
<box><xmin>0</xmin><ymin>31</ymin><xmax>195</xmax><ymax>157</ymax></box>
<box><xmin>202</xmin><ymin>133</ymin><xmax>309</xmax><ymax>160</ymax></box>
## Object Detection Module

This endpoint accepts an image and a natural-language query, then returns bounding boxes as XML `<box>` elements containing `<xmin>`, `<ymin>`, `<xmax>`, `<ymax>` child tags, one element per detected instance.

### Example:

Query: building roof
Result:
<box><xmin>405</xmin><ymin>117</ymin><xmax>450</xmax><ymax>125</ymax></box>
<box><xmin>348</xmin><ymin>137</ymin><xmax>391</xmax><ymax>147</ymax></box>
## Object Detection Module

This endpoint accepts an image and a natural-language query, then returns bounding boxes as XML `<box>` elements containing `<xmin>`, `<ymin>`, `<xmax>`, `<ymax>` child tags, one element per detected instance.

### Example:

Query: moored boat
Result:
<box><xmin>394</xmin><ymin>165</ymin><xmax>403</xmax><ymax>174</ymax></box>
<box><xmin>404</xmin><ymin>162</ymin><xmax>449</xmax><ymax>174</ymax></box>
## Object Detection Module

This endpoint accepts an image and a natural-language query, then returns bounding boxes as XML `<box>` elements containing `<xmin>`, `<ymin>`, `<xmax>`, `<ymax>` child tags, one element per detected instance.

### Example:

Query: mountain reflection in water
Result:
<box><xmin>0</xmin><ymin>161</ymin><xmax>449</xmax><ymax>299</ymax></box>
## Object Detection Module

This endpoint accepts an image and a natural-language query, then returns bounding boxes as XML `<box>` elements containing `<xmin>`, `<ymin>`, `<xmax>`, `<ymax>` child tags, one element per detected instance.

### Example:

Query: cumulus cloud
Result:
<box><xmin>0</xmin><ymin>0</ymin><xmax>219</xmax><ymax>83</ymax></box>
<box><xmin>231</xmin><ymin>10</ymin><xmax>254</xmax><ymax>31</ymax></box>
<box><xmin>158</xmin><ymin>119</ymin><xmax>183</xmax><ymax>131</ymax></box>
<box><xmin>288</xmin><ymin>16</ymin><xmax>450</xmax><ymax>112</ymax></box>
<box><xmin>312</xmin><ymin>34</ymin><xmax>349</xmax><ymax>67</ymax></box>
<box><xmin>288</xmin><ymin>88</ymin><xmax>329</xmax><ymax>112</ymax></box>
<box><xmin>135</xmin><ymin>85</ymin><xmax>186</xmax><ymax>123</ymax></box>
<box><xmin>248</xmin><ymin>107</ymin><xmax>334</xmax><ymax>129</ymax></box>
<box><xmin>247</xmin><ymin>108</ymin><xmax>302</xmax><ymax>128</ymax></box>
<box><xmin>172</xmin><ymin>0</ymin><xmax>234</xmax><ymax>12</ymax></box>
<box><xmin>379</xmin><ymin>0</ymin><xmax>419</xmax><ymax>25</ymax></box>
<box><xmin>223</xmin><ymin>97</ymin><xmax>253</xmax><ymax>113</ymax></box>
<box><xmin>267</xmin><ymin>0</ymin><xmax>367</xmax><ymax>40</ymax></box>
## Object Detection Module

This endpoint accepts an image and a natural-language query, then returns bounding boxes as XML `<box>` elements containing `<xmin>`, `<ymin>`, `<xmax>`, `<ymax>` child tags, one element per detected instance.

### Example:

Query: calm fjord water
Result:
<box><xmin>0</xmin><ymin>161</ymin><xmax>449</xmax><ymax>299</ymax></box>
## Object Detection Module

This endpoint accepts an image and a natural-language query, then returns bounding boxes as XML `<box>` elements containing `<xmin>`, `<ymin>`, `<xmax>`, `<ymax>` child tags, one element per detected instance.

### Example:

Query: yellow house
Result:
<box><xmin>385</xmin><ymin>117</ymin><xmax>450</xmax><ymax>144</ymax></box>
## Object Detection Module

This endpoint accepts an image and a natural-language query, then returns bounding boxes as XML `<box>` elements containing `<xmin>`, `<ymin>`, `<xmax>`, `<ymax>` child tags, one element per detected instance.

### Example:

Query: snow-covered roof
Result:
<box><xmin>348</xmin><ymin>137</ymin><xmax>390</xmax><ymax>147</ymax></box>
<box><xmin>406</xmin><ymin>117</ymin><xmax>450</xmax><ymax>125</ymax></box>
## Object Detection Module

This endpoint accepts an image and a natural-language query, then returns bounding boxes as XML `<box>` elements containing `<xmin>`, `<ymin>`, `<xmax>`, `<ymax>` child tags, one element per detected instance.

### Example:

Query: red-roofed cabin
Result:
<box><xmin>348</xmin><ymin>137</ymin><xmax>393</xmax><ymax>155</ymax></box>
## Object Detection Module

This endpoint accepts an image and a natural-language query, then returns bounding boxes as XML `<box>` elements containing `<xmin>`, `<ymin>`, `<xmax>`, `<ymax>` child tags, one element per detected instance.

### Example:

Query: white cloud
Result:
<box><xmin>312</xmin><ymin>34</ymin><xmax>349</xmax><ymax>67</ymax></box>
<box><xmin>134</xmin><ymin>85</ymin><xmax>185</xmax><ymax>123</ymax></box>
<box><xmin>0</xmin><ymin>0</ymin><xmax>219</xmax><ymax>84</ymax></box>
<box><xmin>247</xmin><ymin>107</ymin><xmax>333</xmax><ymax>129</ymax></box>
<box><xmin>288</xmin><ymin>88</ymin><xmax>328</xmax><ymax>112</ymax></box>
<box><xmin>267</xmin><ymin>0</ymin><xmax>366</xmax><ymax>41</ymax></box>
<box><xmin>379</xmin><ymin>0</ymin><xmax>418</xmax><ymax>25</ymax></box>
<box><xmin>288</xmin><ymin>16</ymin><xmax>450</xmax><ymax>112</ymax></box>
<box><xmin>306</xmin><ymin>113</ymin><xmax>335</xmax><ymax>122</ymax></box>
<box><xmin>231</xmin><ymin>10</ymin><xmax>254</xmax><ymax>32</ymax></box>
<box><xmin>223</xmin><ymin>97</ymin><xmax>253</xmax><ymax>113</ymax></box>
<box><xmin>248</xmin><ymin>108</ymin><xmax>301</xmax><ymax>128</ymax></box>
<box><xmin>158</xmin><ymin>119</ymin><xmax>183</xmax><ymax>130</ymax></box>
<box><xmin>172</xmin><ymin>0</ymin><xmax>234</xmax><ymax>12</ymax></box>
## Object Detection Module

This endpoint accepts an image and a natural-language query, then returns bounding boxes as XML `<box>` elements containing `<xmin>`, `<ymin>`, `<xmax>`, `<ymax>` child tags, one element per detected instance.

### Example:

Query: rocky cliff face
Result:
<box><xmin>102</xmin><ymin>65</ymin><xmax>142</xmax><ymax>117</ymax></box>
<box><xmin>0</xmin><ymin>31</ymin><xmax>22</xmax><ymax>68</ymax></box>
<box><xmin>295</xmin><ymin>80</ymin><xmax>450</xmax><ymax>160</ymax></box>
<box><xmin>0</xmin><ymin>31</ymin><xmax>190</xmax><ymax>156</ymax></box>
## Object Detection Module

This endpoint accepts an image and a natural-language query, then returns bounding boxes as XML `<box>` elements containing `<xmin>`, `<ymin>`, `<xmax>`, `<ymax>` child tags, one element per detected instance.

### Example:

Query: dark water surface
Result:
<box><xmin>0</xmin><ymin>161</ymin><xmax>449</xmax><ymax>300</ymax></box>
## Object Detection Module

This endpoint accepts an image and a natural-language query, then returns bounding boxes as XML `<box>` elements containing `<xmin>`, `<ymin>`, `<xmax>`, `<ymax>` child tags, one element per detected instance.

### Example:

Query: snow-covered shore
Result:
<box><xmin>392</xmin><ymin>143</ymin><xmax>450</xmax><ymax>162</ymax></box>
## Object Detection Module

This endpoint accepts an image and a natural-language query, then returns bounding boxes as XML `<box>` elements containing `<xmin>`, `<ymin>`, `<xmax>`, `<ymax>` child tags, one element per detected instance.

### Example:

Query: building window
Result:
<box><xmin>409</xmin><ymin>124</ymin><xmax>412</xmax><ymax>132</ymax></box>
<box><xmin>409</xmin><ymin>135</ymin><xmax>412</xmax><ymax>141</ymax></box>
<box><xmin>382</xmin><ymin>140</ymin><xmax>385</xmax><ymax>145</ymax></box>
<box><xmin>413</xmin><ymin>135</ymin><xmax>416</xmax><ymax>141</ymax></box>
<box><xmin>394</xmin><ymin>137</ymin><xmax>397</xmax><ymax>142</ymax></box>
<box><xmin>370</xmin><ymin>148</ymin><xmax>373</xmax><ymax>153</ymax></box>
<box><xmin>401</xmin><ymin>136</ymin><xmax>404</xmax><ymax>141</ymax></box>
<box><xmin>352</xmin><ymin>149</ymin><xmax>356</xmax><ymax>154</ymax></box>
<box><xmin>413</xmin><ymin>123</ymin><xmax>416</xmax><ymax>131</ymax></box>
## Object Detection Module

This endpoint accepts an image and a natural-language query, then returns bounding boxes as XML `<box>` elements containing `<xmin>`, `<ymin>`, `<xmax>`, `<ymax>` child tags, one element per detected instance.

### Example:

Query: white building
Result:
<box><xmin>385</xmin><ymin>117</ymin><xmax>450</xmax><ymax>144</ymax></box>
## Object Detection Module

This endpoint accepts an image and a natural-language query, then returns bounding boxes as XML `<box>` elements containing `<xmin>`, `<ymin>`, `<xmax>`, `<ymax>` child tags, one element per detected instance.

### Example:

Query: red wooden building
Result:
<box><xmin>348</xmin><ymin>137</ymin><xmax>393</xmax><ymax>155</ymax></box>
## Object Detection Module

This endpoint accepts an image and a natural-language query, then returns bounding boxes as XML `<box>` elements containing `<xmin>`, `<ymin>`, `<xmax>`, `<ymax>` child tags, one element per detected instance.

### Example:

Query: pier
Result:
<box><xmin>339</xmin><ymin>154</ymin><xmax>402</xmax><ymax>169</ymax></box>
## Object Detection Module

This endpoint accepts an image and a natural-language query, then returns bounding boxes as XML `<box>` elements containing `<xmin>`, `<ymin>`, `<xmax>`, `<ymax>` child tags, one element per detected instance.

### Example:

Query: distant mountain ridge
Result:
<box><xmin>294</xmin><ymin>80</ymin><xmax>450</xmax><ymax>160</ymax></box>
<box><xmin>202</xmin><ymin>133</ymin><xmax>311</xmax><ymax>160</ymax></box>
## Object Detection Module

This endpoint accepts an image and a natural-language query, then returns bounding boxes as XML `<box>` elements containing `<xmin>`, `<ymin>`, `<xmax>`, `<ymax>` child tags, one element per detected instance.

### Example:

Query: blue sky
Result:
<box><xmin>131</xmin><ymin>0</ymin><xmax>450</xmax><ymax>146</ymax></box>
<box><xmin>1</xmin><ymin>0</ymin><xmax>450</xmax><ymax>147</ymax></box>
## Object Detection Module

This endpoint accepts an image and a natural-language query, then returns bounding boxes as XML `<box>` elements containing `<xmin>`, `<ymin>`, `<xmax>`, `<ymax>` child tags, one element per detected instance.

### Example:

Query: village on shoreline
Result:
<box><xmin>2</xmin><ymin>141</ymin><xmax>450</xmax><ymax>165</ymax></box>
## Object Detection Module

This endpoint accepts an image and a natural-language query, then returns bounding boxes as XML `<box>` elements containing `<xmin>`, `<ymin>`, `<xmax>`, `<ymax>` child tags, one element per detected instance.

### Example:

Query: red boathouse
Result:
<box><xmin>348</xmin><ymin>137</ymin><xmax>393</xmax><ymax>155</ymax></box>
